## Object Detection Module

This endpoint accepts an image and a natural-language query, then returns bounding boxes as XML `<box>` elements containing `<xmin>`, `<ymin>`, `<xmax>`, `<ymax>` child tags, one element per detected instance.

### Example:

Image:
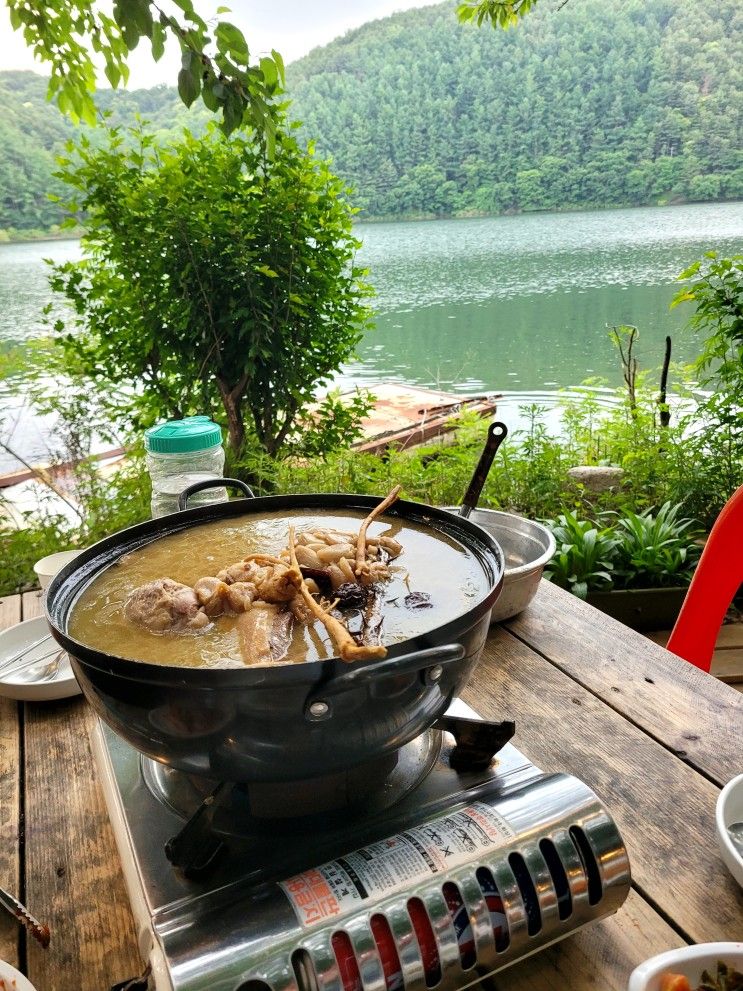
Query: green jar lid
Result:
<box><xmin>145</xmin><ymin>416</ymin><xmax>223</xmax><ymax>454</ymax></box>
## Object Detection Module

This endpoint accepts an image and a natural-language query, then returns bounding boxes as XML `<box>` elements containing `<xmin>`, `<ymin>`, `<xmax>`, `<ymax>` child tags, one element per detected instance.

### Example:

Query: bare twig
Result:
<box><xmin>659</xmin><ymin>335</ymin><xmax>672</xmax><ymax>428</ymax></box>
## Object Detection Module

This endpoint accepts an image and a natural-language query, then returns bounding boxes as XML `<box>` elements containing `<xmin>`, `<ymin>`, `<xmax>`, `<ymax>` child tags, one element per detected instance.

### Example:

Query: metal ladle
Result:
<box><xmin>459</xmin><ymin>421</ymin><xmax>508</xmax><ymax>519</ymax></box>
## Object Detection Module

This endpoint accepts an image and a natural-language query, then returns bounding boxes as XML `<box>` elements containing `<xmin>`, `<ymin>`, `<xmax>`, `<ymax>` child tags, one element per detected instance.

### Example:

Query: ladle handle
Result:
<box><xmin>460</xmin><ymin>421</ymin><xmax>508</xmax><ymax>519</ymax></box>
<box><xmin>177</xmin><ymin>477</ymin><xmax>255</xmax><ymax>511</ymax></box>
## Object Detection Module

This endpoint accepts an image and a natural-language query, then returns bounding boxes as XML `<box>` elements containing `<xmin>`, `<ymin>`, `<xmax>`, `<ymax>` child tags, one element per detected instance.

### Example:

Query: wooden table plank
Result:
<box><xmin>490</xmin><ymin>889</ymin><xmax>686</xmax><ymax>991</ymax></box>
<box><xmin>505</xmin><ymin>582</ymin><xmax>742</xmax><ymax>785</ymax></box>
<box><xmin>21</xmin><ymin>591</ymin><xmax>142</xmax><ymax>990</ymax></box>
<box><xmin>0</xmin><ymin>595</ymin><xmax>22</xmax><ymax>967</ymax></box>
<box><xmin>20</xmin><ymin>591</ymin><xmax>43</xmax><ymax>622</ymax></box>
<box><xmin>463</xmin><ymin>627</ymin><xmax>743</xmax><ymax>945</ymax></box>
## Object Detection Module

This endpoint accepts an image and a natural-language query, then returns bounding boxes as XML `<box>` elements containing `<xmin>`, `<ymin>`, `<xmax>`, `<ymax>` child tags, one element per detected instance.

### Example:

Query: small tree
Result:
<box><xmin>49</xmin><ymin>121</ymin><xmax>373</xmax><ymax>455</ymax></box>
<box><xmin>671</xmin><ymin>252</ymin><xmax>743</xmax><ymax>521</ymax></box>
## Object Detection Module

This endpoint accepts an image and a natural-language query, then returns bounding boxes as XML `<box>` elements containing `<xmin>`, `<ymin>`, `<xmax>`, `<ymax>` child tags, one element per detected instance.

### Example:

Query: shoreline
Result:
<box><xmin>2</xmin><ymin>197</ymin><xmax>741</xmax><ymax>243</ymax></box>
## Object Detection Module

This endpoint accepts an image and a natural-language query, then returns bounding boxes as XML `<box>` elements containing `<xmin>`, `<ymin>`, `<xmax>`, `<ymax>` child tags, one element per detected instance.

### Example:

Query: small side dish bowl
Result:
<box><xmin>34</xmin><ymin>549</ymin><xmax>83</xmax><ymax>590</ymax></box>
<box><xmin>628</xmin><ymin>942</ymin><xmax>743</xmax><ymax>991</ymax></box>
<box><xmin>444</xmin><ymin>508</ymin><xmax>555</xmax><ymax>622</ymax></box>
<box><xmin>716</xmin><ymin>773</ymin><xmax>743</xmax><ymax>887</ymax></box>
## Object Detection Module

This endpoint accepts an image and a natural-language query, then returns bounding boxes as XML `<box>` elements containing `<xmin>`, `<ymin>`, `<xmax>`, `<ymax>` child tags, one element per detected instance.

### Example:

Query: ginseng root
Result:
<box><xmin>355</xmin><ymin>485</ymin><xmax>402</xmax><ymax>581</ymax></box>
<box><xmin>289</xmin><ymin>526</ymin><xmax>387</xmax><ymax>663</ymax></box>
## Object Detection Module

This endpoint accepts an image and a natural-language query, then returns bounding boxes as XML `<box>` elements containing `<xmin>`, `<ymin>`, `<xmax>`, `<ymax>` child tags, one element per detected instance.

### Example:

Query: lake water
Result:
<box><xmin>1</xmin><ymin>202</ymin><xmax>742</xmax><ymax>472</ymax></box>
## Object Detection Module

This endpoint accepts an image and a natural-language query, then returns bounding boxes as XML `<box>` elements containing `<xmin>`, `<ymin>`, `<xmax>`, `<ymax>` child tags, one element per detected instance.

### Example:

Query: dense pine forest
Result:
<box><xmin>0</xmin><ymin>72</ymin><xmax>196</xmax><ymax>235</ymax></box>
<box><xmin>288</xmin><ymin>0</ymin><xmax>742</xmax><ymax>218</ymax></box>
<box><xmin>1</xmin><ymin>0</ymin><xmax>741</xmax><ymax>234</ymax></box>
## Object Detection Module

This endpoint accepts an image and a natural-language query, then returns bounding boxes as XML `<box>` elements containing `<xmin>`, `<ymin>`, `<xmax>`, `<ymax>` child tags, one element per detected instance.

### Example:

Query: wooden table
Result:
<box><xmin>1</xmin><ymin>583</ymin><xmax>741</xmax><ymax>990</ymax></box>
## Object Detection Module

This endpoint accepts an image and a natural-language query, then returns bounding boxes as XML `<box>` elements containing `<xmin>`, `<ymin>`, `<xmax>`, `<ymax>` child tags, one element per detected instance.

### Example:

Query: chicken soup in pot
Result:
<box><xmin>69</xmin><ymin>499</ymin><xmax>490</xmax><ymax>669</ymax></box>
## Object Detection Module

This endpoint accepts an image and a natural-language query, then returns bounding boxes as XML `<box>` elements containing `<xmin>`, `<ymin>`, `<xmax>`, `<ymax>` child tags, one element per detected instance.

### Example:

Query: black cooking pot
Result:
<box><xmin>45</xmin><ymin>488</ymin><xmax>504</xmax><ymax>783</ymax></box>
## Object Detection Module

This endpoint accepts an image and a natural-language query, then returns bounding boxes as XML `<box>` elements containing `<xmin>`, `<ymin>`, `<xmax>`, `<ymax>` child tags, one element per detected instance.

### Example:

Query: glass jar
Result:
<box><xmin>144</xmin><ymin>416</ymin><xmax>227</xmax><ymax>518</ymax></box>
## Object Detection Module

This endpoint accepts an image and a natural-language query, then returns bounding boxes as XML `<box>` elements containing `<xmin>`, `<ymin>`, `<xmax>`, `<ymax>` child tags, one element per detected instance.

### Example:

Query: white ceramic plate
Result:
<box><xmin>0</xmin><ymin>616</ymin><xmax>81</xmax><ymax>702</ymax></box>
<box><xmin>628</xmin><ymin>942</ymin><xmax>743</xmax><ymax>991</ymax></box>
<box><xmin>716</xmin><ymin>773</ymin><xmax>743</xmax><ymax>888</ymax></box>
<box><xmin>0</xmin><ymin>958</ymin><xmax>38</xmax><ymax>991</ymax></box>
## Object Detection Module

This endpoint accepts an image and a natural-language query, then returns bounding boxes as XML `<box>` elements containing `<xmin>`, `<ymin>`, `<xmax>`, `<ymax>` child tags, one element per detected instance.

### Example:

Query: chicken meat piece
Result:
<box><xmin>124</xmin><ymin>578</ymin><xmax>209</xmax><ymax>633</ymax></box>
<box><xmin>193</xmin><ymin>577</ymin><xmax>257</xmax><ymax>617</ymax></box>
<box><xmin>216</xmin><ymin>554</ymin><xmax>301</xmax><ymax>603</ymax></box>
<box><xmin>236</xmin><ymin>603</ymin><xmax>294</xmax><ymax>665</ymax></box>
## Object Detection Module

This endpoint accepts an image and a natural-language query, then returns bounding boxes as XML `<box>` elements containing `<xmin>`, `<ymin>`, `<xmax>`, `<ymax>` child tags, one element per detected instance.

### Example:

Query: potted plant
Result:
<box><xmin>544</xmin><ymin>504</ymin><xmax>702</xmax><ymax>631</ymax></box>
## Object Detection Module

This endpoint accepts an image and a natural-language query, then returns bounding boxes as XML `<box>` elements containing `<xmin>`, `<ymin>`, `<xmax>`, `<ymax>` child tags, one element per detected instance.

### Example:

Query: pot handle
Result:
<box><xmin>304</xmin><ymin>643</ymin><xmax>465</xmax><ymax>721</ymax></box>
<box><xmin>177</xmin><ymin>477</ymin><xmax>255</xmax><ymax>511</ymax></box>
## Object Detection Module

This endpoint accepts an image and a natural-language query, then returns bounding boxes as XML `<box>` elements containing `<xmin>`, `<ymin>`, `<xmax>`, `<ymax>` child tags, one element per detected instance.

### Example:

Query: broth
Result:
<box><xmin>69</xmin><ymin>509</ymin><xmax>490</xmax><ymax>668</ymax></box>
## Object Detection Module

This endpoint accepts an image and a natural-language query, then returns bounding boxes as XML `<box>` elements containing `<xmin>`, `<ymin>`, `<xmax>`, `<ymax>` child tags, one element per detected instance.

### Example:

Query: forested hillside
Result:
<box><xmin>0</xmin><ymin>72</ymin><xmax>201</xmax><ymax>235</ymax></box>
<box><xmin>287</xmin><ymin>0</ymin><xmax>742</xmax><ymax>218</ymax></box>
<box><xmin>1</xmin><ymin>0</ymin><xmax>741</xmax><ymax>233</ymax></box>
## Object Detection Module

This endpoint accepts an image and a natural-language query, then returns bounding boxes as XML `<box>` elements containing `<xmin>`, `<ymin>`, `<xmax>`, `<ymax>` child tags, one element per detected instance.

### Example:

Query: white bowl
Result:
<box><xmin>0</xmin><ymin>958</ymin><xmax>38</xmax><ymax>991</ymax></box>
<box><xmin>628</xmin><ymin>943</ymin><xmax>743</xmax><ymax>991</ymax></box>
<box><xmin>716</xmin><ymin>773</ymin><xmax>743</xmax><ymax>887</ymax></box>
<box><xmin>33</xmin><ymin>549</ymin><xmax>83</xmax><ymax>590</ymax></box>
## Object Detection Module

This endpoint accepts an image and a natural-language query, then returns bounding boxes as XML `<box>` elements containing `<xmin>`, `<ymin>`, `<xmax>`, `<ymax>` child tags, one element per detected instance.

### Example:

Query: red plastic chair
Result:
<box><xmin>666</xmin><ymin>483</ymin><xmax>743</xmax><ymax>672</ymax></box>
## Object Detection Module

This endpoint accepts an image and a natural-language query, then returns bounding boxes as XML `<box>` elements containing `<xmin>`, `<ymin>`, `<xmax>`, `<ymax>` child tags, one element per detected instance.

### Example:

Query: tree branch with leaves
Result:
<box><xmin>6</xmin><ymin>0</ymin><xmax>284</xmax><ymax>140</ymax></box>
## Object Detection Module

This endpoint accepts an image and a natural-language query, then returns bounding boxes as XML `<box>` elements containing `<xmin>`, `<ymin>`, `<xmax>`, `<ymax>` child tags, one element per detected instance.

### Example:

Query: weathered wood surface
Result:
<box><xmin>463</xmin><ymin>627</ymin><xmax>743</xmax><ymax>947</ymax></box>
<box><xmin>19</xmin><ymin>591</ymin><xmax>141</xmax><ymax>990</ymax></box>
<box><xmin>0</xmin><ymin>595</ymin><xmax>22</xmax><ymax>967</ymax></box>
<box><xmin>491</xmin><ymin>889</ymin><xmax>685</xmax><ymax>991</ymax></box>
<box><xmin>2</xmin><ymin>587</ymin><xmax>741</xmax><ymax>991</ymax></box>
<box><xmin>506</xmin><ymin>581</ymin><xmax>742</xmax><ymax>784</ymax></box>
<box><xmin>1</xmin><ymin>592</ymin><xmax>140</xmax><ymax>988</ymax></box>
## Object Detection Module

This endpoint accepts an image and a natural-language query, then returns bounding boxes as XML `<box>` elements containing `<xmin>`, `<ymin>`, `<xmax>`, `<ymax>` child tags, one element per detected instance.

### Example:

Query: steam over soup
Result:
<box><xmin>69</xmin><ymin>507</ymin><xmax>490</xmax><ymax>668</ymax></box>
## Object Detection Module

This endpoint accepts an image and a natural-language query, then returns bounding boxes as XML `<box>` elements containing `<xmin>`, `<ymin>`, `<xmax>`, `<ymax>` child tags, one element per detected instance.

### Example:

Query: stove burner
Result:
<box><xmin>144</xmin><ymin>729</ymin><xmax>440</xmax><ymax>827</ymax></box>
<box><xmin>152</xmin><ymin>716</ymin><xmax>516</xmax><ymax>878</ymax></box>
<box><xmin>92</xmin><ymin>703</ymin><xmax>631</xmax><ymax>991</ymax></box>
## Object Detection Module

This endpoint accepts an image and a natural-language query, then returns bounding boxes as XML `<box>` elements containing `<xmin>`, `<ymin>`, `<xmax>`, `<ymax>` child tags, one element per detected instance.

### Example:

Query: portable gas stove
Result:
<box><xmin>93</xmin><ymin>700</ymin><xmax>631</xmax><ymax>991</ymax></box>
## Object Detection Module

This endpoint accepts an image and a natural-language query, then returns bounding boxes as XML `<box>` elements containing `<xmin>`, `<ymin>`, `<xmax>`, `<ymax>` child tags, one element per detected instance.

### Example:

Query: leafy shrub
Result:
<box><xmin>543</xmin><ymin>512</ymin><xmax>617</xmax><ymax>599</ymax></box>
<box><xmin>48</xmin><ymin>119</ymin><xmax>373</xmax><ymax>457</ymax></box>
<box><xmin>611</xmin><ymin>502</ymin><xmax>701</xmax><ymax>589</ymax></box>
<box><xmin>542</xmin><ymin>503</ymin><xmax>703</xmax><ymax>599</ymax></box>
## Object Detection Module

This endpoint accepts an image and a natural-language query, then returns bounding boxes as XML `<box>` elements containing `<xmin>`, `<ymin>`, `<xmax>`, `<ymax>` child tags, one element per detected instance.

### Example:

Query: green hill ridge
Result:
<box><xmin>1</xmin><ymin>0</ymin><xmax>741</xmax><ymax>234</ymax></box>
<box><xmin>286</xmin><ymin>0</ymin><xmax>742</xmax><ymax>218</ymax></box>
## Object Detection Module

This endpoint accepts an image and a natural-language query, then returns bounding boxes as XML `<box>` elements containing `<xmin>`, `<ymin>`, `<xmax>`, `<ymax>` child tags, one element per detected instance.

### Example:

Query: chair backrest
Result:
<box><xmin>666</xmin><ymin>484</ymin><xmax>743</xmax><ymax>671</ymax></box>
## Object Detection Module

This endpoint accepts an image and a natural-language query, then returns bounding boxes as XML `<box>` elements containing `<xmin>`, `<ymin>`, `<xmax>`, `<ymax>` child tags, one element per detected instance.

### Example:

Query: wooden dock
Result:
<box><xmin>351</xmin><ymin>383</ymin><xmax>500</xmax><ymax>454</ymax></box>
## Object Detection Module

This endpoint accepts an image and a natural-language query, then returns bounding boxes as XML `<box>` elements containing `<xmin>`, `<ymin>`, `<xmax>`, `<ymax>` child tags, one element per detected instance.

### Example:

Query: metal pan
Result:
<box><xmin>45</xmin><ymin>488</ymin><xmax>504</xmax><ymax>782</ymax></box>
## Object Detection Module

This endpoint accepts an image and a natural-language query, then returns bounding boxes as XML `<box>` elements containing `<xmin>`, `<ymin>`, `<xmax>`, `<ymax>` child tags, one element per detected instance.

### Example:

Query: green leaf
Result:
<box><xmin>121</xmin><ymin>22</ymin><xmax>141</xmax><ymax>51</ymax></box>
<box><xmin>271</xmin><ymin>49</ymin><xmax>285</xmax><ymax>85</ymax></box>
<box><xmin>177</xmin><ymin>66</ymin><xmax>201</xmax><ymax>107</ymax></box>
<box><xmin>677</xmin><ymin>261</ymin><xmax>701</xmax><ymax>281</ymax></box>
<box><xmin>457</xmin><ymin>4</ymin><xmax>477</xmax><ymax>22</ymax></box>
<box><xmin>104</xmin><ymin>62</ymin><xmax>121</xmax><ymax>88</ymax></box>
<box><xmin>260</xmin><ymin>56</ymin><xmax>278</xmax><ymax>88</ymax></box>
<box><xmin>216</xmin><ymin>21</ymin><xmax>249</xmax><ymax>62</ymax></box>
<box><xmin>151</xmin><ymin>22</ymin><xmax>166</xmax><ymax>61</ymax></box>
<box><xmin>202</xmin><ymin>78</ymin><xmax>221</xmax><ymax>111</ymax></box>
